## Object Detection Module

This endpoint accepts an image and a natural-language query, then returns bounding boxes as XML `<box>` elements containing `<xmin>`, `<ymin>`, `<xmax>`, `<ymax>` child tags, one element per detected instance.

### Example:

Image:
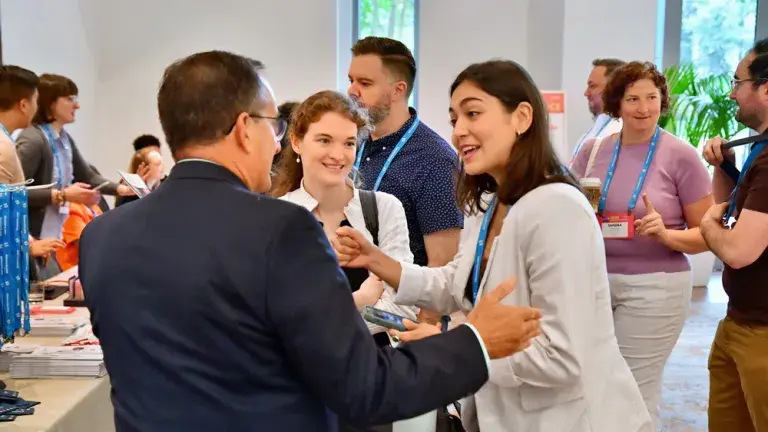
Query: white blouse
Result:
<box><xmin>280</xmin><ymin>183</ymin><xmax>418</xmax><ymax>334</ymax></box>
<box><xmin>394</xmin><ymin>183</ymin><xmax>652</xmax><ymax>432</ymax></box>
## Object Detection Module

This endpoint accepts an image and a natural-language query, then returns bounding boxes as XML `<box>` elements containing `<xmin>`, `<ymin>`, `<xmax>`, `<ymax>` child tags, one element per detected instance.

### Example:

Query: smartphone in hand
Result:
<box><xmin>363</xmin><ymin>306</ymin><xmax>417</xmax><ymax>332</ymax></box>
<box><xmin>92</xmin><ymin>181</ymin><xmax>110</xmax><ymax>192</ymax></box>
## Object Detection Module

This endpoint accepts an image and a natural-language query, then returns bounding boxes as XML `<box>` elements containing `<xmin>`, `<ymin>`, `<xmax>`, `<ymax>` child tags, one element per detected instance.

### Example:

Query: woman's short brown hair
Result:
<box><xmin>270</xmin><ymin>90</ymin><xmax>371</xmax><ymax>197</ymax></box>
<box><xmin>602</xmin><ymin>61</ymin><xmax>669</xmax><ymax>118</ymax></box>
<box><xmin>32</xmin><ymin>73</ymin><xmax>79</xmax><ymax>125</ymax></box>
<box><xmin>450</xmin><ymin>60</ymin><xmax>578</xmax><ymax>215</ymax></box>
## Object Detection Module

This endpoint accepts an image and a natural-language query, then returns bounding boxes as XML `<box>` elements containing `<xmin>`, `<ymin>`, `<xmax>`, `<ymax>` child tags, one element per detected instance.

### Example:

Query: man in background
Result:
<box><xmin>572</xmin><ymin>58</ymin><xmax>625</xmax><ymax>162</ymax></box>
<box><xmin>78</xmin><ymin>50</ymin><xmax>542</xmax><ymax>431</ymax></box>
<box><xmin>348</xmin><ymin>37</ymin><xmax>462</xmax><ymax>271</ymax></box>
<box><xmin>0</xmin><ymin>66</ymin><xmax>64</xmax><ymax>263</ymax></box>
<box><xmin>0</xmin><ymin>65</ymin><xmax>38</xmax><ymax>184</ymax></box>
<box><xmin>701</xmin><ymin>37</ymin><xmax>768</xmax><ymax>432</ymax></box>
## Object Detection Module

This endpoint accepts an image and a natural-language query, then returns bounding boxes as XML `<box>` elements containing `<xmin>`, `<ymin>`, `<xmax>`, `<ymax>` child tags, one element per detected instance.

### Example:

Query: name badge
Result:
<box><xmin>599</xmin><ymin>213</ymin><xmax>634</xmax><ymax>239</ymax></box>
<box><xmin>58</xmin><ymin>203</ymin><xmax>70</xmax><ymax>216</ymax></box>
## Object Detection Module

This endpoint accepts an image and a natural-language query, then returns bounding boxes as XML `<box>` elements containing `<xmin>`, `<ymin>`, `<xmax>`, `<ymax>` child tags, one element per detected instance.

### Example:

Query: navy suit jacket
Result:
<box><xmin>79</xmin><ymin>161</ymin><xmax>488</xmax><ymax>432</ymax></box>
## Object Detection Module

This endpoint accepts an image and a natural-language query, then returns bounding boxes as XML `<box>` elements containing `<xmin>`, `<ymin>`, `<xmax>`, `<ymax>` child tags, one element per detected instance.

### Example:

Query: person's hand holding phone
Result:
<box><xmin>389</xmin><ymin>319</ymin><xmax>442</xmax><ymax>343</ymax></box>
<box><xmin>62</xmin><ymin>182</ymin><xmax>99</xmax><ymax>206</ymax></box>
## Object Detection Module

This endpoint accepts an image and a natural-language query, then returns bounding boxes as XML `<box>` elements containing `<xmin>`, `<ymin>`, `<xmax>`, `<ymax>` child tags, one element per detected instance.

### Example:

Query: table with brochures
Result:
<box><xmin>0</xmin><ymin>267</ymin><xmax>114</xmax><ymax>432</ymax></box>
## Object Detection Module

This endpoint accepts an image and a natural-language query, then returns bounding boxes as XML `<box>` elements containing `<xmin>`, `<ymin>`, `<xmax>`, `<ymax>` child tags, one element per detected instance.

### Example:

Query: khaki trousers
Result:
<box><xmin>708</xmin><ymin>316</ymin><xmax>768</xmax><ymax>431</ymax></box>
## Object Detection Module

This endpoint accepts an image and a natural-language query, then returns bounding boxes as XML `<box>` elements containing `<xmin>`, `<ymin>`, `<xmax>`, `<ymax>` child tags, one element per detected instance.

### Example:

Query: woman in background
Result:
<box><xmin>334</xmin><ymin>60</ymin><xmax>652</xmax><ymax>431</ymax></box>
<box><xmin>16</xmin><ymin>73</ymin><xmax>133</xmax><ymax>240</ymax></box>
<box><xmin>273</xmin><ymin>101</ymin><xmax>299</xmax><ymax>169</ymax></box>
<box><xmin>272</xmin><ymin>91</ymin><xmax>417</xmax><ymax>344</ymax></box>
<box><xmin>116</xmin><ymin>135</ymin><xmax>166</xmax><ymax>207</ymax></box>
<box><xmin>570</xmin><ymin>61</ymin><xmax>713</xmax><ymax>429</ymax></box>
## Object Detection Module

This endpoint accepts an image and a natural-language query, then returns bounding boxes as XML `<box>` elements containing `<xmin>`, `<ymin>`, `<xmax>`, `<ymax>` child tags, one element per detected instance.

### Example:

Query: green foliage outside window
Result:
<box><xmin>356</xmin><ymin>0</ymin><xmax>417</xmax><ymax>105</ymax></box>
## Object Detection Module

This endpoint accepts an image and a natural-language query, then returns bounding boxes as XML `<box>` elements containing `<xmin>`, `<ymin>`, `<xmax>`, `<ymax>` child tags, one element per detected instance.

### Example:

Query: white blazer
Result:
<box><xmin>280</xmin><ymin>182</ymin><xmax>418</xmax><ymax>334</ymax></box>
<box><xmin>394</xmin><ymin>183</ymin><xmax>652</xmax><ymax>432</ymax></box>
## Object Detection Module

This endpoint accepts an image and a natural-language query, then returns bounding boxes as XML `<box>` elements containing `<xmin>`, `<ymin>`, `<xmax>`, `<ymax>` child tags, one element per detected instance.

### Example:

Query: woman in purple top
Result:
<box><xmin>571</xmin><ymin>61</ymin><xmax>714</xmax><ymax>429</ymax></box>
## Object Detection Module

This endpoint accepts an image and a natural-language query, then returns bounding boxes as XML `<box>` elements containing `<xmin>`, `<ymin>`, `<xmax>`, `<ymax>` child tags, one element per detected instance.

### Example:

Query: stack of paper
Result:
<box><xmin>29</xmin><ymin>316</ymin><xmax>89</xmax><ymax>337</ymax></box>
<box><xmin>9</xmin><ymin>346</ymin><xmax>106</xmax><ymax>378</ymax></box>
<box><xmin>0</xmin><ymin>345</ymin><xmax>39</xmax><ymax>372</ymax></box>
<box><xmin>61</xmin><ymin>324</ymin><xmax>99</xmax><ymax>346</ymax></box>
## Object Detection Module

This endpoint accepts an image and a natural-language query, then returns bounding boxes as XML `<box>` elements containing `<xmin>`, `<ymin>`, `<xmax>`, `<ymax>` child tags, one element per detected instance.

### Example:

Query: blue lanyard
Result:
<box><xmin>39</xmin><ymin>124</ymin><xmax>66</xmax><ymax>187</ymax></box>
<box><xmin>353</xmin><ymin>119</ymin><xmax>419</xmax><ymax>192</ymax></box>
<box><xmin>572</xmin><ymin>117</ymin><xmax>612</xmax><ymax>159</ymax></box>
<box><xmin>0</xmin><ymin>125</ymin><xmax>12</xmax><ymax>142</ymax></box>
<box><xmin>725</xmin><ymin>142</ymin><xmax>768</xmax><ymax>221</ymax></box>
<box><xmin>471</xmin><ymin>196</ymin><xmax>497</xmax><ymax>304</ymax></box>
<box><xmin>0</xmin><ymin>186</ymin><xmax>32</xmax><ymax>344</ymax></box>
<box><xmin>18</xmin><ymin>188</ymin><xmax>30</xmax><ymax>335</ymax></box>
<box><xmin>598</xmin><ymin>126</ymin><xmax>660</xmax><ymax>214</ymax></box>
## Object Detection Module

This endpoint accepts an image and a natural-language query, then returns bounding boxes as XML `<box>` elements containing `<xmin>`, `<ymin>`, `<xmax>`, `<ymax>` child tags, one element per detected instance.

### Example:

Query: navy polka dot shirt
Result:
<box><xmin>357</xmin><ymin>109</ymin><xmax>464</xmax><ymax>266</ymax></box>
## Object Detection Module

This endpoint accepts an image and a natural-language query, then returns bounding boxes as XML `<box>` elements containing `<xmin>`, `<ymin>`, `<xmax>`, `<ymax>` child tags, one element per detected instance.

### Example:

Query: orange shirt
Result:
<box><xmin>56</xmin><ymin>203</ymin><xmax>102</xmax><ymax>271</ymax></box>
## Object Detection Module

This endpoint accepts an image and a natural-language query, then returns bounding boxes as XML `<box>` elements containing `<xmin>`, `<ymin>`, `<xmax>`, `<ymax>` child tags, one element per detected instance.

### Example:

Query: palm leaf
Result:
<box><xmin>660</xmin><ymin>63</ymin><xmax>744</xmax><ymax>148</ymax></box>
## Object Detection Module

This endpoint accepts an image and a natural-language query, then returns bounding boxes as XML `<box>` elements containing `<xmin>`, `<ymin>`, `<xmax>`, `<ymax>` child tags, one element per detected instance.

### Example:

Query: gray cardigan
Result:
<box><xmin>16</xmin><ymin>126</ymin><xmax>118</xmax><ymax>238</ymax></box>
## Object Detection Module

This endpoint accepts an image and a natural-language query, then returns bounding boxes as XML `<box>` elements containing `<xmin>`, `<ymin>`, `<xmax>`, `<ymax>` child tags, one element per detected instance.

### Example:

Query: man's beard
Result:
<box><xmin>367</xmin><ymin>95</ymin><xmax>392</xmax><ymax>125</ymax></box>
<box><xmin>736</xmin><ymin>106</ymin><xmax>761</xmax><ymax>131</ymax></box>
<box><xmin>588</xmin><ymin>99</ymin><xmax>602</xmax><ymax>117</ymax></box>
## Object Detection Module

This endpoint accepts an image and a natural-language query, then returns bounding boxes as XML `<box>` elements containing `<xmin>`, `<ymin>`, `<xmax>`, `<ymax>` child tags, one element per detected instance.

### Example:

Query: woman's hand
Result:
<box><xmin>635</xmin><ymin>194</ymin><xmax>668</xmax><ymax>243</ymax></box>
<box><xmin>389</xmin><ymin>319</ymin><xmax>442</xmax><ymax>343</ymax></box>
<box><xmin>352</xmin><ymin>275</ymin><xmax>384</xmax><ymax>310</ymax></box>
<box><xmin>117</xmin><ymin>184</ymin><xmax>136</xmax><ymax>196</ymax></box>
<box><xmin>136</xmin><ymin>162</ymin><xmax>151</xmax><ymax>184</ymax></box>
<box><xmin>333</xmin><ymin>226</ymin><xmax>378</xmax><ymax>268</ymax></box>
<box><xmin>30</xmin><ymin>238</ymin><xmax>65</xmax><ymax>257</ymax></box>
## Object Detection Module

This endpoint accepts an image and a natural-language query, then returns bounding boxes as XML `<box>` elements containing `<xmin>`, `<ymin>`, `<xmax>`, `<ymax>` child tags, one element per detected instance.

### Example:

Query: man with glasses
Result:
<box><xmin>77</xmin><ymin>50</ymin><xmax>542</xmax><ymax>431</ymax></box>
<box><xmin>701</xmin><ymin>37</ymin><xmax>768</xmax><ymax>431</ymax></box>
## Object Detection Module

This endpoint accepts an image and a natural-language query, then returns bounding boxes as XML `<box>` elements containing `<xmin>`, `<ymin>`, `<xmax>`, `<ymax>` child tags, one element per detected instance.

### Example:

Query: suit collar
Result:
<box><xmin>168</xmin><ymin>159</ymin><xmax>250</xmax><ymax>190</ymax></box>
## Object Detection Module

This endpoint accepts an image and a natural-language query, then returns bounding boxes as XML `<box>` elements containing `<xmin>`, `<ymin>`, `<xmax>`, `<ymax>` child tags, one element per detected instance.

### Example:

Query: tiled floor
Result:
<box><xmin>660</xmin><ymin>273</ymin><xmax>727</xmax><ymax>432</ymax></box>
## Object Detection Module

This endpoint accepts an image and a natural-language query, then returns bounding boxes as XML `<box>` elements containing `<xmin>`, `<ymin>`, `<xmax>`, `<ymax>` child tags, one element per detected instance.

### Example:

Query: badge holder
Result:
<box><xmin>63</xmin><ymin>276</ymin><xmax>86</xmax><ymax>307</ymax></box>
<box><xmin>599</xmin><ymin>212</ymin><xmax>635</xmax><ymax>239</ymax></box>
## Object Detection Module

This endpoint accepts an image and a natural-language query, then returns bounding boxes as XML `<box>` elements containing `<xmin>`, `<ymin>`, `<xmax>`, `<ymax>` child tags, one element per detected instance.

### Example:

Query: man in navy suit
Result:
<box><xmin>78</xmin><ymin>51</ymin><xmax>542</xmax><ymax>432</ymax></box>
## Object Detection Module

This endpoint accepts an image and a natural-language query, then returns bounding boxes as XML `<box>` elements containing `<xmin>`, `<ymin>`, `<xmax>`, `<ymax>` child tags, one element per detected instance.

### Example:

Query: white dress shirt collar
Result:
<box><xmin>281</xmin><ymin>179</ymin><xmax>365</xmax><ymax>228</ymax></box>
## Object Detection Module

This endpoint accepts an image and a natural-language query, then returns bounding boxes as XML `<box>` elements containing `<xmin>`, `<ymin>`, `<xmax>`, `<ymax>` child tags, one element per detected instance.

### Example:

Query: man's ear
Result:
<box><xmin>394</xmin><ymin>80</ymin><xmax>408</xmax><ymax>100</ymax></box>
<box><xmin>233</xmin><ymin>112</ymin><xmax>253</xmax><ymax>153</ymax></box>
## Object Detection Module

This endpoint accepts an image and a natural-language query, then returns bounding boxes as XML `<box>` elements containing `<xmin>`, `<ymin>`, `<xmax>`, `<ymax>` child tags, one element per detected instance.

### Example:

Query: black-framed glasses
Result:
<box><xmin>226</xmin><ymin>114</ymin><xmax>288</xmax><ymax>141</ymax></box>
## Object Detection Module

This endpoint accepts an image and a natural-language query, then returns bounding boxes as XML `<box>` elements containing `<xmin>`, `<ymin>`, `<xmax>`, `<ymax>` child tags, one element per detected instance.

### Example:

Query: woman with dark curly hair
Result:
<box><xmin>571</xmin><ymin>61</ymin><xmax>714</xmax><ymax>429</ymax></box>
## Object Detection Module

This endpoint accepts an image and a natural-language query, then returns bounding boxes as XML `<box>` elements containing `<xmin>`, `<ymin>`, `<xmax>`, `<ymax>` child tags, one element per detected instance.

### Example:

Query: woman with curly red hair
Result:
<box><xmin>571</xmin><ymin>61</ymin><xmax>714</xmax><ymax>428</ymax></box>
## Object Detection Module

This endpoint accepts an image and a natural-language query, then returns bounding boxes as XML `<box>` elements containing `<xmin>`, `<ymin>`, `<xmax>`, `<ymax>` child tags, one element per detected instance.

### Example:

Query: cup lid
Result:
<box><xmin>579</xmin><ymin>177</ymin><xmax>602</xmax><ymax>187</ymax></box>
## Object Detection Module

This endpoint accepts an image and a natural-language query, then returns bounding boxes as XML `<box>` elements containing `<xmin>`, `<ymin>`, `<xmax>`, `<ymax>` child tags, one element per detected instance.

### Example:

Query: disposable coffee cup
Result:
<box><xmin>579</xmin><ymin>177</ymin><xmax>602</xmax><ymax>213</ymax></box>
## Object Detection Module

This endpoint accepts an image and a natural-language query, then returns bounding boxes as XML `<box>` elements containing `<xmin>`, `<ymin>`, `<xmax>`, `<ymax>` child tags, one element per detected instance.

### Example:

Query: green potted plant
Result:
<box><xmin>659</xmin><ymin>63</ymin><xmax>743</xmax><ymax>286</ymax></box>
<box><xmin>660</xmin><ymin>63</ymin><xmax>745</xmax><ymax>148</ymax></box>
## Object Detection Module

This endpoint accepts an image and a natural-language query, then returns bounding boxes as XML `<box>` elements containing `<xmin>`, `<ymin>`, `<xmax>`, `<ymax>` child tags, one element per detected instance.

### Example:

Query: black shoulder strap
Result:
<box><xmin>358</xmin><ymin>190</ymin><xmax>379</xmax><ymax>246</ymax></box>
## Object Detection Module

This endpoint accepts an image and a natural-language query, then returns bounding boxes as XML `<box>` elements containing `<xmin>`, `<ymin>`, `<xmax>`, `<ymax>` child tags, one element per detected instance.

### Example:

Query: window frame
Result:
<box><xmin>351</xmin><ymin>0</ymin><xmax>420</xmax><ymax>109</ymax></box>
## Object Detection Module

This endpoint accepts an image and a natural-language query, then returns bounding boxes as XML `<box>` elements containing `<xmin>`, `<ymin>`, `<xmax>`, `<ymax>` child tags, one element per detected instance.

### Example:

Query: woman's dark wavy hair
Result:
<box><xmin>451</xmin><ymin>60</ymin><xmax>579</xmax><ymax>215</ymax></box>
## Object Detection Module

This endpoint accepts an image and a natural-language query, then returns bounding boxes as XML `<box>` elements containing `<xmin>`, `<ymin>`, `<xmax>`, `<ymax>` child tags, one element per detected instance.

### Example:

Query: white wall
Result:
<box><xmin>418</xmin><ymin>0</ymin><xmax>529</xmax><ymax>140</ymax></box>
<box><xmin>417</xmin><ymin>0</ymin><xmax>659</xmax><ymax>157</ymax></box>
<box><xmin>1</xmin><ymin>0</ymin><xmax>659</xmax><ymax>174</ymax></box>
<box><xmin>1</xmin><ymin>0</ymin><xmax>99</xmax><ymax>158</ymax></box>
<box><xmin>1</xmin><ymin>0</ymin><xmax>341</xmax><ymax>180</ymax></box>
<box><xmin>560</xmin><ymin>0</ymin><xmax>660</xmax><ymax>153</ymax></box>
